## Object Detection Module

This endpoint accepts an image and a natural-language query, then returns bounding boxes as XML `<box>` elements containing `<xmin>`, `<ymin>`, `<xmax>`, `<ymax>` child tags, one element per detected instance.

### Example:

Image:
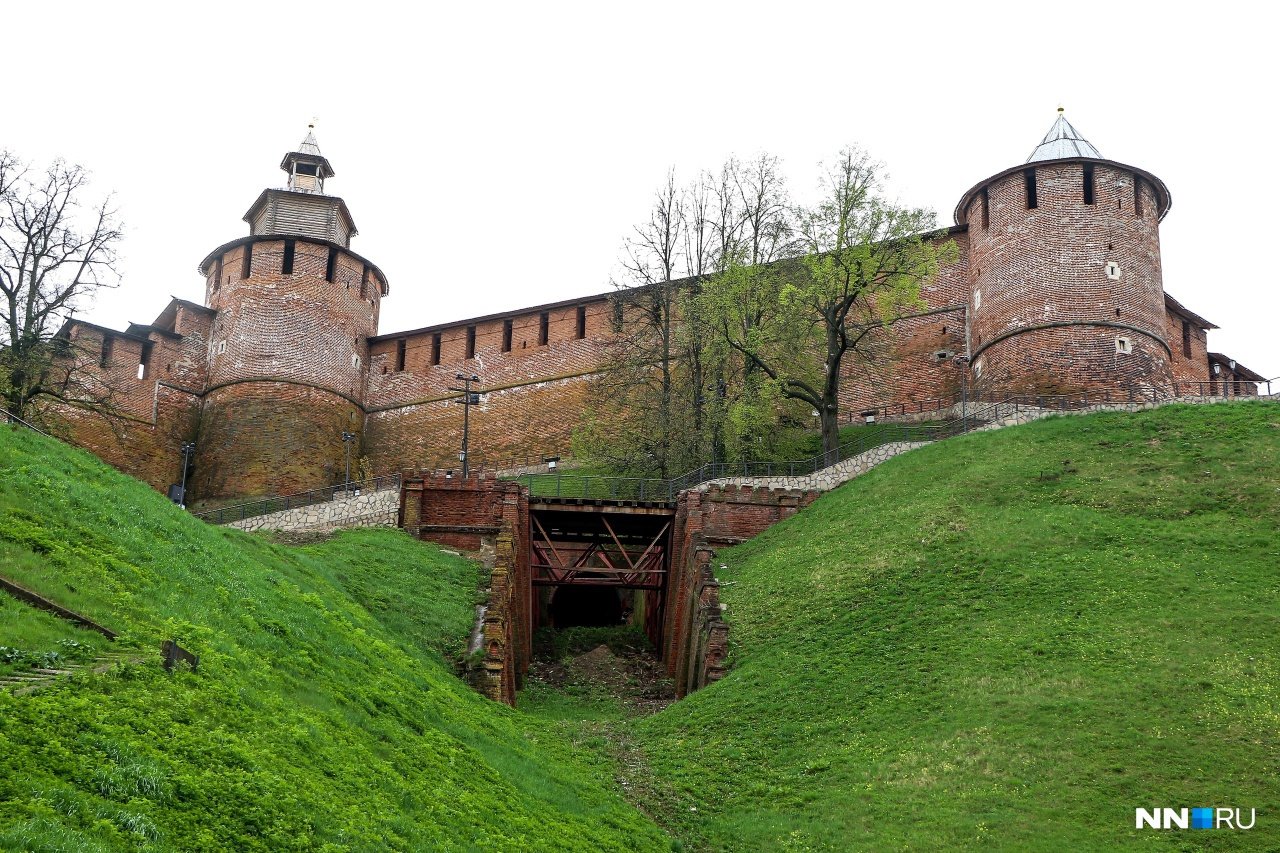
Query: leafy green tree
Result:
<box><xmin>700</xmin><ymin>147</ymin><xmax>956</xmax><ymax>457</ymax></box>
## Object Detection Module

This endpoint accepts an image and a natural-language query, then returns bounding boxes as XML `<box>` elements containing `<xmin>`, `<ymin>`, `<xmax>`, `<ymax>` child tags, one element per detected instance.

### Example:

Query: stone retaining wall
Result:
<box><xmin>969</xmin><ymin>394</ymin><xmax>1269</xmax><ymax>433</ymax></box>
<box><xmin>701</xmin><ymin>441</ymin><xmax>930</xmax><ymax>493</ymax></box>
<box><xmin>223</xmin><ymin>489</ymin><xmax>399</xmax><ymax>533</ymax></box>
<box><xmin>700</xmin><ymin>395</ymin><xmax>1272</xmax><ymax>496</ymax></box>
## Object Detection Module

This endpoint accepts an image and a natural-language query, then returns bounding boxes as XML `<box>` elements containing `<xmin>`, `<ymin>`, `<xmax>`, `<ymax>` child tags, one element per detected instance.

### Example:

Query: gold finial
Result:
<box><xmin>1057</xmin><ymin>105</ymin><xmax>1064</xmax><ymax>115</ymax></box>
<box><xmin>309</xmin><ymin>115</ymin><xmax>318</xmax><ymax>130</ymax></box>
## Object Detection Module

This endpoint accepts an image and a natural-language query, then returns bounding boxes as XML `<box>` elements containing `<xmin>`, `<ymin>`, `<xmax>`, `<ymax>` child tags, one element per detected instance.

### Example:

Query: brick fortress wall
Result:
<box><xmin>191</xmin><ymin>237</ymin><xmax>385</xmax><ymax>500</ymax></box>
<box><xmin>364</xmin><ymin>297</ymin><xmax>615</xmax><ymax>473</ymax></box>
<box><xmin>37</xmin><ymin>302</ymin><xmax>211</xmax><ymax>494</ymax></box>
<box><xmin>1164</xmin><ymin>301</ymin><xmax>1213</xmax><ymax>387</ymax></box>
<box><xmin>838</xmin><ymin>230</ymin><xmax>970</xmax><ymax>414</ymax></box>
<box><xmin>965</xmin><ymin>161</ymin><xmax>1174</xmax><ymax>393</ymax></box>
<box><xmin>40</xmin><ymin>143</ymin><xmax>1229</xmax><ymax>506</ymax></box>
<box><xmin>401</xmin><ymin>474</ymin><xmax>530</xmax><ymax>705</ymax></box>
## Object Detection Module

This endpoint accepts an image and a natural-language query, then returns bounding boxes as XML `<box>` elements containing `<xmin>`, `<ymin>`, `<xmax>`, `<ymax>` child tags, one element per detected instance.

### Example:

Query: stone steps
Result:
<box><xmin>2</xmin><ymin>654</ymin><xmax>148</xmax><ymax>696</ymax></box>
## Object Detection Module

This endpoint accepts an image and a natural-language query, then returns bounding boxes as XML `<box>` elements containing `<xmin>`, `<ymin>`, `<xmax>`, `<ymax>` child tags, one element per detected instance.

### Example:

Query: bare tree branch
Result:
<box><xmin>0</xmin><ymin>150</ymin><xmax>123</xmax><ymax>417</ymax></box>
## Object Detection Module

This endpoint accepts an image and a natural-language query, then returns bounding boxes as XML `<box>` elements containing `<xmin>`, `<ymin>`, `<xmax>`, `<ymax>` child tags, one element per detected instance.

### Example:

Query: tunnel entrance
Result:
<box><xmin>550</xmin><ymin>582</ymin><xmax>624</xmax><ymax>628</ymax></box>
<box><xmin>528</xmin><ymin>504</ymin><xmax>674</xmax><ymax>650</ymax></box>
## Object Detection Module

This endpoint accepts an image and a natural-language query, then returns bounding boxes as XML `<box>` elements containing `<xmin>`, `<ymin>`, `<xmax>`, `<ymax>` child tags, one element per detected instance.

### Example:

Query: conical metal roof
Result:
<box><xmin>297</xmin><ymin>128</ymin><xmax>322</xmax><ymax>156</ymax></box>
<box><xmin>1026</xmin><ymin>110</ymin><xmax>1102</xmax><ymax>162</ymax></box>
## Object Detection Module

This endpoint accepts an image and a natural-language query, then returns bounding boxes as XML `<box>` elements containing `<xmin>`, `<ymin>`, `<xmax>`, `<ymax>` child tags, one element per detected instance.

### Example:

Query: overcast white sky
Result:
<box><xmin>5</xmin><ymin>1</ymin><xmax>1276</xmax><ymax>381</ymax></box>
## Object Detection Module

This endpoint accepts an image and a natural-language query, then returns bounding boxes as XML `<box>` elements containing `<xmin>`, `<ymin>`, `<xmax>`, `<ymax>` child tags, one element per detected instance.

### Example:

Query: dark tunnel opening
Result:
<box><xmin>550</xmin><ymin>583</ymin><xmax>624</xmax><ymax>629</ymax></box>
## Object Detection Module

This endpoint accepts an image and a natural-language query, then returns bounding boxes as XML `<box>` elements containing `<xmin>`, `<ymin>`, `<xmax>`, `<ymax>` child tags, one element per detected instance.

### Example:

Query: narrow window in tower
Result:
<box><xmin>137</xmin><ymin>342</ymin><xmax>153</xmax><ymax>380</ymax></box>
<box><xmin>241</xmin><ymin>243</ymin><xmax>253</xmax><ymax>279</ymax></box>
<box><xmin>538</xmin><ymin>312</ymin><xmax>549</xmax><ymax>346</ymax></box>
<box><xmin>1083</xmin><ymin>164</ymin><xmax>1095</xmax><ymax>205</ymax></box>
<box><xmin>1133</xmin><ymin>173</ymin><xmax>1144</xmax><ymax>217</ymax></box>
<box><xmin>360</xmin><ymin>265</ymin><xmax>370</xmax><ymax>300</ymax></box>
<box><xmin>980</xmin><ymin>188</ymin><xmax>989</xmax><ymax>229</ymax></box>
<box><xmin>396</xmin><ymin>338</ymin><xmax>406</xmax><ymax>371</ymax></box>
<box><xmin>576</xmin><ymin>305</ymin><xmax>587</xmax><ymax>339</ymax></box>
<box><xmin>1182</xmin><ymin>320</ymin><xmax>1192</xmax><ymax>358</ymax></box>
<box><xmin>99</xmin><ymin>334</ymin><xmax>113</xmax><ymax>368</ymax></box>
<box><xmin>281</xmin><ymin>239</ymin><xmax>295</xmax><ymax>274</ymax></box>
<box><xmin>501</xmin><ymin>319</ymin><xmax>513</xmax><ymax>353</ymax></box>
<box><xmin>325</xmin><ymin>247</ymin><xmax>337</xmax><ymax>283</ymax></box>
<box><xmin>431</xmin><ymin>333</ymin><xmax>441</xmax><ymax>366</ymax></box>
<box><xmin>212</xmin><ymin>257</ymin><xmax>223</xmax><ymax>292</ymax></box>
<box><xmin>611</xmin><ymin>300</ymin><xmax>624</xmax><ymax>332</ymax></box>
<box><xmin>1023</xmin><ymin>169</ymin><xmax>1038</xmax><ymax>209</ymax></box>
<box><xmin>466</xmin><ymin>326</ymin><xmax>476</xmax><ymax>359</ymax></box>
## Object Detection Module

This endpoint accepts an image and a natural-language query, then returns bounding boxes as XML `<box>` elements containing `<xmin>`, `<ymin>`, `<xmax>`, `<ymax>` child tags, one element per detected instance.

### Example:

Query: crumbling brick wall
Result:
<box><xmin>663</xmin><ymin>483</ymin><xmax>821</xmax><ymax>696</ymax></box>
<box><xmin>400</xmin><ymin>474</ymin><xmax>530</xmax><ymax>703</ymax></box>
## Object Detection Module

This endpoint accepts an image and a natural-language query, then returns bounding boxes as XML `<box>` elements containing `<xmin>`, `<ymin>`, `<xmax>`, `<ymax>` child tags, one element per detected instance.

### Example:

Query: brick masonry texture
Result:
<box><xmin>399</xmin><ymin>474</ymin><xmax>530</xmax><ymax>704</ymax></box>
<box><xmin>45</xmin><ymin>143</ymin><xmax>1255</xmax><ymax>506</ymax></box>
<box><xmin>966</xmin><ymin>162</ymin><xmax>1172</xmax><ymax>392</ymax></box>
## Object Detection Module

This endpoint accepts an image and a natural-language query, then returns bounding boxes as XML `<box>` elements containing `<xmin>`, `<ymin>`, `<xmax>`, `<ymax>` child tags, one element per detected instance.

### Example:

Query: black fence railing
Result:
<box><xmin>515</xmin><ymin>474</ymin><xmax>675</xmax><ymax>502</ymax></box>
<box><xmin>1</xmin><ymin>406</ymin><xmax>54</xmax><ymax>438</ymax></box>
<box><xmin>517</xmin><ymin>381</ymin><xmax>1278</xmax><ymax>503</ymax></box>
<box><xmin>845</xmin><ymin>380</ymin><xmax>1272</xmax><ymax>422</ymax></box>
<box><xmin>475</xmin><ymin>451</ymin><xmax>576</xmax><ymax>474</ymax></box>
<box><xmin>517</xmin><ymin>423</ymin><xmax>947</xmax><ymax>503</ymax></box>
<box><xmin>667</xmin><ymin>423</ymin><xmax>946</xmax><ymax>495</ymax></box>
<box><xmin>193</xmin><ymin>474</ymin><xmax>401</xmax><ymax>525</ymax></box>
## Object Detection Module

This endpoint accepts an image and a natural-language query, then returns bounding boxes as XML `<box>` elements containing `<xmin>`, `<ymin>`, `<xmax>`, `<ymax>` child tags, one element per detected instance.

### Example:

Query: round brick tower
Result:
<box><xmin>954</xmin><ymin>110</ymin><xmax>1174</xmax><ymax>394</ymax></box>
<box><xmin>192</xmin><ymin>128</ymin><xmax>388</xmax><ymax>501</ymax></box>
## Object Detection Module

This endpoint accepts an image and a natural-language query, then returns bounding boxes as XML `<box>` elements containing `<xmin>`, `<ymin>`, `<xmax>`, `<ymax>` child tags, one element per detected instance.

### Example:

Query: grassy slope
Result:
<box><xmin>633</xmin><ymin>402</ymin><xmax>1280</xmax><ymax>851</ymax></box>
<box><xmin>0</xmin><ymin>425</ymin><xmax>670</xmax><ymax>852</ymax></box>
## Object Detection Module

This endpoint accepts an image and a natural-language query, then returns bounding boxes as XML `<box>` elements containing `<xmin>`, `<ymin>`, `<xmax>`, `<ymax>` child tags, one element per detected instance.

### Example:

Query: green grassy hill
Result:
<box><xmin>0</xmin><ymin>425</ymin><xmax>671</xmax><ymax>852</ymax></box>
<box><xmin>4</xmin><ymin>402</ymin><xmax>1277</xmax><ymax>851</ymax></box>
<box><xmin>628</xmin><ymin>402</ymin><xmax>1280</xmax><ymax>850</ymax></box>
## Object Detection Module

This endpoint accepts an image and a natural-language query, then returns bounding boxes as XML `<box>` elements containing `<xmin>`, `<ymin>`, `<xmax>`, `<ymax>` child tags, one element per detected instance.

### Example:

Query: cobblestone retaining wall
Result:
<box><xmin>701</xmin><ymin>441</ymin><xmax>930</xmax><ymax>493</ymax></box>
<box><xmin>223</xmin><ymin>489</ymin><xmax>399</xmax><ymax>533</ymax></box>
<box><xmin>969</xmin><ymin>394</ymin><xmax>1268</xmax><ymax>433</ymax></box>
<box><xmin>701</xmin><ymin>395</ymin><xmax>1271</xmax><ymax>496</ymax></box>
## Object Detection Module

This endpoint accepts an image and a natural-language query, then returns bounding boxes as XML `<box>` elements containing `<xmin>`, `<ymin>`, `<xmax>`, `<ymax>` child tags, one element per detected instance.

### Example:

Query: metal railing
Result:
<box><xmin>516</xmin><ymin>380</ymin><xmax>1278</xmax><ymax>503</ymax></box>
<box><xmin>0</xmin><ymin>406</ymin><xmax>54</xmax><ymax>438</ymax></box>
<box><xmin>845</xmin><ymin>379</ymin><xmax>1273</xmax><ymax>422</ymax></box>
<box><xmin>193</xmin><ymin>473</ymin><xmax>402</xmax><ymax>525</ymax></box>
<box><xmin>517</xmin><ymin>422</ymin><xmax>948</xmax><ymax>503</ymax></box>
<box><xmin>516</xmin><ymin>474</ymin><xmax>675</xmax><ymax>502</ymax></box>
<box><xmin>474</xmin><ymin>450</ymin><xmax>576</xmax><ymax>475</ymax></box>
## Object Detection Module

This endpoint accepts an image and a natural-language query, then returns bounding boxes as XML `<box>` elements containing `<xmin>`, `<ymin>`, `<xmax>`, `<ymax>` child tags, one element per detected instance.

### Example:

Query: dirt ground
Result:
<box><xmin>527</xmin><ymin>644</ymin><xmax>676</xmax><ymax>715</ymax></box>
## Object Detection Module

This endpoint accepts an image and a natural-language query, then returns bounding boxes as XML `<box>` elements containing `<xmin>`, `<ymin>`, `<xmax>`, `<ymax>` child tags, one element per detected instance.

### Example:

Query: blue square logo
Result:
<box><xmin>1192</xmin><ymin>808</ymin><xmax>1214</xmax><ymax>829</ymax></box>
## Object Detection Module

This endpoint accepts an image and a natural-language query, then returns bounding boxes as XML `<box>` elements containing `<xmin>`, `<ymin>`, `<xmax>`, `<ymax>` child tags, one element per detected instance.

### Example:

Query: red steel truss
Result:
<box><xmin>530</xmin><ymin>513</ymin><xmax>670</xmax><ymax>591</ymax></box>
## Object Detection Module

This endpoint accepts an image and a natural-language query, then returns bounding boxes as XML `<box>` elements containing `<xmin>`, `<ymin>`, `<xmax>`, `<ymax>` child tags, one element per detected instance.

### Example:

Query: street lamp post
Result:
<box><xmin>179</xmin><ymin>442</ymin><xmax>196</xmax><ymax>509</ymax></box>
<box><xmin>953</xmin><ymin>355</ymin><xmax>971</xmax><ymax>432</ymax></box>
<box><xmin>449</xmin><ymin>374</ymin><xmax>482</xmax><ymax>479</ymax></box>
<box><xmin>341</xmin><ymin>431</ymin><xmax>357</xmax><ymax>492</ymax></box>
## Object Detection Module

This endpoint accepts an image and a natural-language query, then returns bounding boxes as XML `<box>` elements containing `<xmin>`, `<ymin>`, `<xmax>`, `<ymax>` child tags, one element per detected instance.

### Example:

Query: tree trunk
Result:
<box><xmin>820</xmin><ymin>396</ymin><xmax>840</xmax><ymax>461</ymax></box>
